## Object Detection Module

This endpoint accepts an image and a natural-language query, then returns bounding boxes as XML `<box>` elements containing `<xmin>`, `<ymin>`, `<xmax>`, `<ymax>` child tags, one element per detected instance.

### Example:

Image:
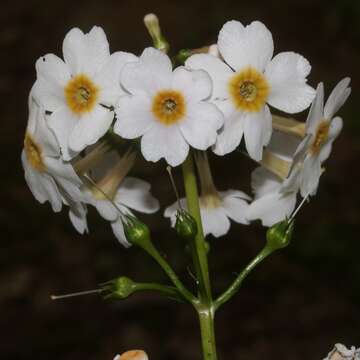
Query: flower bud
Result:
<box><xmin>175</xmin><ymin>209</ymin><xmax>198</xmax><ymax>241</ymax></box>
<box><xmin>102</xmin><ymin>276</ymin><xmax>136</xmax><ymax>300</ymax></box>
<box><xmin>266</xmin><ymin>220</ymin><xmax>294</xmax><ymax>250</ymax></box>
<box><xmin>144</xmin><ymin>13</ymin><xmax>169</xmax><ymax>53</ymax></box>
<box><xmin>122</xmin><ymin>216</ymin><xmax>151</xmax><ymax>248</ymax></box>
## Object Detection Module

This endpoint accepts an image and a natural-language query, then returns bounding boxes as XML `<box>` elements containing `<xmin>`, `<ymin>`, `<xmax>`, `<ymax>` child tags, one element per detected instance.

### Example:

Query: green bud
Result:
<box><xmin>102</xmin><ymin>276</ymin><xmax>136</xmax><ymax>300</ymax></box>
<box><xmin>175</xmin><ymin>209</ymin><xmax>198</xmax><ymax>240</ymax></box>
<box><xmin>122</xmin><ymin>215</ymin><xmax>151</xmax><ymax>248</ymax></box>
<box><xmin>266</xmin><ymin>219</ymin><xmax>294</xmax><ymax>250</ymax></box>
<box><xmin>143</xmin><ymin>13</ymin><xmax>169</xmax><ymax>53</ymax></box>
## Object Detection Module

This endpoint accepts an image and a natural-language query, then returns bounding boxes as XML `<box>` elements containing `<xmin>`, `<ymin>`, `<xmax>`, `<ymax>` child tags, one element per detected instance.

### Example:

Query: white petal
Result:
<box><xmin>22</xmin><ymin>151</ymin><xmax>64</xmax><ymax>212</ymax></box>
<box><xmin>185</xmin><ymin>54</ymin><xmax>233</xmax><ymax>100</ymax></box>
<box><xmin>22</xmin><ymin>151</ymin><xmax>47</xmax><ymax>204</ymax></box>
<box><xmin>69</xmin><ymin>105</ymin><xmax>114</xmax><ymax>153</ymax></box>
<box><xmin>266</xmin><ymin>52</ymin><xmax>315</xmax><ymax>113</ymax></box>
<box><xmin>200</xmin><ymin>207</ymin><xmax>230</xmax><ymax>238</ymax></box>
<box><xmin>111</xmin><ymin>219</ymin><xmax>131</xmax><ymax>248</ymax></box>
<box><xmin>48</xmin><ymin>107</ymin><xmax>78</xmax><ymax>160</ymax></box>
<box><xmin>27</xmin><ymin>97</ymin><xmax>60</xmax><ymax>157</ymax></box>
<box><xmin>95</xmin><ymin>200</ymin><xmax>119</xmax><ymax>221</ymax></box>
<box><xmin>221</xmin><ymin>190</ymin><xmax>250</xmax><ymax>224</ymax></box>
<box><xmin>179</xmin><ymin>102</ymin><xmax>224</xmax><ymax>150</ymax></box>
<box><xmin>163</xmin><ymin>198</ymin><xmax>187</xmax><ymax>227</ymax></box>
<box><xmin>246</xmin><ymin>191</ymin><xmax>297</xmax><ymax>227</ymax></box>
<box><xmin>34</xmin><ymin>55</ymin><xmax>70</xmax><ymax>111</ymax></box>
<box><xmin>69</xmin><ymin>205</ymin><xmax>88</xmax><ymax>234</ymax></box>
<box><xmin>251</xmin><ymin>166</ymin><xmax>281</xmax><ymax>198</ymax></box>
<box><xmin>95</xmin><ymin>51</ymin><xmax>138</xmax><ymax>106</ymax></box>
<box><xmin>172</xmin><ymin>67</ymin><xmax>212</xmax><ymax>103</ymax></box>
<box><xmin>319</xmin><ymin>116</ymin><xmax>343</xmax><ymax>162</ymax></box>
<box><xmin>141</xmin><ymin>123</ymin><xmax>189</xmax><ymax>167</ymax></box>
<box><xmin>63</xmin><ymin>26</ymin><xmax>110</xmax><ymax>76</ymax></box>
<box><xmin>115</xmin><ymin>177</ymin><xmax>160</xmax><ymax>213</ymax></box>
<box><xmin>114</xmin><ymin>94</ymin><xmax>153</xmax><ymax>139</ymax></box>
<box><xmin>306</xmin><ymin>83</ymin><xmax>325</xmax><ymax>135</ymax></box>
<box><xmin>212</xmin><ymin>101</ymin><xmax>244</xmax><ymax>155</ymax></box>
<box><xmin>243</xmin><ymin>106</ymin><xmax>272</xmax><ymax>161</ymax></box>
<box><xmin>218</xmin><ymin>20</ymin><xmax>273</xmax><ymax>72</ymax></box>
<box><xmin>120</xmin><ymin>47</ymin><xmax>172</xmax><ymax>96</ymax></box>
<box><xmin>300</xmin><ymin>154</ymin><xmax>322</xmax><ymax>197</ymax></box>
<box><xmin>324</xmin><ymin>77</ymin><xmax>351</xmax><ymax>120</ymax></box>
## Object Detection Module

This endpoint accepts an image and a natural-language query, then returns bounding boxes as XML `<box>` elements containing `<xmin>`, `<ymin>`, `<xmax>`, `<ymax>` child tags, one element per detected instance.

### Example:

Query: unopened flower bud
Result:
<box><xmin>144</xmin><ymin>13</ymin><xmax>169</xmax><ymax>53</ymax></box>
<box><xmin>175</xmin><ymin>209</ymin><xmax>198</xmax><ymax>240</ymax></box>
<box><xmin>102</xmin><ymin>276</ymin><xmax>136</xmax><ymax>300</ymax></box>
<box><xmin>122</xmin><ymin>216</ymin><xmax>151</xmax><ymax>248</ymax></box>
<box><xmin>266</xmin><ymin>220</ymin><xmax>294</xmax><ymax>250</ymax></box>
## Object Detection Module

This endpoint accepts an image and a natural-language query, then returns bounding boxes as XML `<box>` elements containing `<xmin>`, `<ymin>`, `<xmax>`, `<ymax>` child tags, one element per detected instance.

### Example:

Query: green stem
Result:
<box><xmin>198</xmin><ymin>306</ymin><xmax>217</xmax><ymax>360</ymax></box>
<box><xmin>182</xmin><ymin>153</ymin><xmax>212</xmax><ymax>300</ymax></box>
<box><xmin>135</xmin><ymin>282</ymin><xmax>184</xmax><ymax>302</ymax></box>
<box><xmin>142</xmin><ymin>241</ymin><xmax>198</xmax><ymax>305</ymax></box>
<box><xmin>214</xmin><ymin>245</ymin><xmax>274</xmax><ymax>310</ymax></box>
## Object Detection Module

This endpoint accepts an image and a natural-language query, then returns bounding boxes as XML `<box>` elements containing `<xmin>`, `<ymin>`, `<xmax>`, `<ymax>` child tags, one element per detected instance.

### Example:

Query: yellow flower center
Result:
<box><xmin>310</xmin><ymin>120</ymin><xmax>330</xmax><ymax>155</ymax></box>
<box><xmin>152</xmin><ymin>90</ymin><xmax>186</xmax><ymax>125</ymax></box>
<box><xmin>24</xmin><ymin>133</ymin><xmax>46</xmax><ymax>172</ymax></box>
<box><xmin>228</xmin><ymin>67</ymin><xmax>270</xmax><ymax>112</ymax></box>
<box><xmin>64</xmin><ymin>74</ymin><xmax>99</xmax><ymax>115</ymax></box>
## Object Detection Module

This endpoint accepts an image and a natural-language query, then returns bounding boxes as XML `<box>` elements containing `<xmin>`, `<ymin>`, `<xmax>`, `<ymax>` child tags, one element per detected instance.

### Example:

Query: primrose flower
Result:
<box><xmin>291</xmin><ymin>79</ymin><xmax>351</xmax><ymax>197</ymax></box>
<box><xmin>324</xmin><ymin>344</ymin><xmax>360</xmax><ymax>360</ymax></box>
<box><xmin>246</xmin><ymin>131</ymin><xmax>303</xmax><ymax>226</ymax></box>
<box><xmin>165</xmin><ymin>152</ymin><xmax>249</xmax><ymax>237</ymax></box>
<box><xmin>34</xmin><ymin>26</ymin><xmax>137</xmax><ymax>160</ymax></box>
<box><xmin>22</xmin><ymin>92</ymin><xmax>82</xmax><ymax>212</ymax></box>
<box><xmin>186</xmin><ymin>20</ymin><xmax>315</xmax><ymax>161</ymax></box>
<box><xmin>70</xmin><ymin>150</ymin><xmax>159</xmax><ymax>246</ymax></box>
<box><xmin>114</xmin><ymin>47</ymin><xmax>224</xmax><ymax>167</ymax></box>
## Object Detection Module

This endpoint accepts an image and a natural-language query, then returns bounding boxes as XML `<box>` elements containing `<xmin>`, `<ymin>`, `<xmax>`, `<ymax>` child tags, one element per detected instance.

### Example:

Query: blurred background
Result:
<box><xmin>1</xmin><ymin>0</ymin><xmax>360</xmax><ymax>359</ymax></box>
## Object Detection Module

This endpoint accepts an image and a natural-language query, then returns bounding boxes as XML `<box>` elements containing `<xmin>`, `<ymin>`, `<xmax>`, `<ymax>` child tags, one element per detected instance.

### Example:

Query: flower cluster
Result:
<box><xmin>22</xmin><ymin>17</ymin><xmax>350</xmax><ymax>244</ymax></box>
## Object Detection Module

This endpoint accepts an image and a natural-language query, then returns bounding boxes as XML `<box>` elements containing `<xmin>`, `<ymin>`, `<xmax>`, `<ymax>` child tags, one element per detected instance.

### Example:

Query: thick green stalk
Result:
<box><xmin>214</xmin><ymin>245</ymin><xmax>274</xmax><ymax>310</ymax></box>
<box><xmin>181</xmin><ymin>153</ymin><xmax>212</xmax><ymax>300</ymax></box>
<box><xmin>198</xmin><ymin>306</ymin><xmax>217</xmax><ymax>360</ymax></box>
<box><xmin>182</xmin><ymin>153</ymin><xmax>217</xmax><ymax>360</ymax></box>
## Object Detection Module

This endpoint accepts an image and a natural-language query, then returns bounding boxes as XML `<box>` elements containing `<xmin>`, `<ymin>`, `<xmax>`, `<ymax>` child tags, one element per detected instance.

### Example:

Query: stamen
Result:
<box><xmin>50</xmin><ymin>289</ymin><xmax>102</xmax><ymax>300</ymax></box>
<box><xmin>288</xmin><ymin>193</ymin><xmax>310</xmax><ymax>223</ymax></box>
<box><xmin>166</xmin><ymin>166</ymin><xmax>182</xmax><ymax>210</ymax></box>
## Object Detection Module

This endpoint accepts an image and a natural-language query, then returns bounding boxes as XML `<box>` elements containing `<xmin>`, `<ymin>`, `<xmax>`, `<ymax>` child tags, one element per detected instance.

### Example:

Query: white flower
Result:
<box><xmin>22</xmin><ymin>92</ymin><xmax>82</xmax><ymax>213</ymax></box>
<box><xmin>164</xmin><ymin>190</ymin><xmax>250</xmax><ymax>237</ymax></box>
<box><xmin>291</xmin><ymin>79</ymin><xmax>351</xmax><ymax>197</ymax></box>
<box><xmin>186</xmin><ymin>20</ymin><xmax>315</xmax><ymax>161</ymax></box>
<box><xmin>34</xmin><ymin>26</ymin><xmax>137</xmax><ymax>160</ymax></box>
<box><xmin>114</xmin><ymin>47</ymin><xmax>224</xmax><ymax>167</ymax></box>
<box><xmin>164</xmin><ymin>152</ymin><xmax>249</xmax><ymax>237</ymax></box>
<box><xmin>324</xmin><ymin>343</ymin><xmax>359</xmax><ymax>360</ymax></box>
<box><xmin>71</xmin><ymin>175</ymin><xmax>159</xmax><ymax>246</ymax></box>
<box><xmin>246</xmin><ymin>131</ymin><xmax>303</xmax><ymax>226</ymax></box>
<box><xmin>246</xmin><ymin>166</ymin><xmax>298</xmax><ymax>227</ymax></box>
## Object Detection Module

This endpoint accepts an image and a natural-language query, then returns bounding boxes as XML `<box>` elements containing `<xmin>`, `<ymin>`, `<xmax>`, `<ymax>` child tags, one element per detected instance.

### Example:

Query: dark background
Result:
<box><xmin>1</xmin><ymin>0</ymin><xmax>360</xmax><ymax>359</ymax></box>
